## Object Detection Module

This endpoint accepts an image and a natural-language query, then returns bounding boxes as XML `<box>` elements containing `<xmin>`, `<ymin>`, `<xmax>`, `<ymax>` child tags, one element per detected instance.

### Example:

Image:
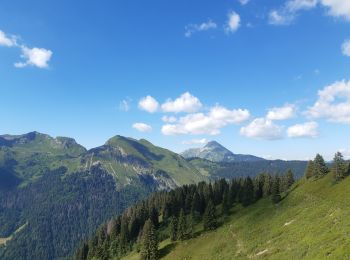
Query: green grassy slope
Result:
<box><xmin>125</xmin><ymin>174</ymin><xmax>350</xmax><ymax>259</ymax></box>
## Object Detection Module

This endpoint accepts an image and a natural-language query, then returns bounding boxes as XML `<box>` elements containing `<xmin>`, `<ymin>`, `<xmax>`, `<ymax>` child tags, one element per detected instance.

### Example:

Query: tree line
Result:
<box><xmin>76</xmin><ymin>171</ymin><xmax>295</xmax><ymax>260</ymax></box>
<box><xmin>304</xmin><ymin>152</ymin><xmax>350</xmax><ymax>181</ymax></box>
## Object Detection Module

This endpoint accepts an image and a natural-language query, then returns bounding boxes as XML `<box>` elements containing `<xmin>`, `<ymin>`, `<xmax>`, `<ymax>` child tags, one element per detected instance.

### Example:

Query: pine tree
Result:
<box><xmin>149</xmin><ymin>207</ymin><xmax>159</xmax><ymax>228</ymax></box>
<box><xmin>271</xmin><ymin>176</ymin><xmax>281</xmax><ymax>204</ymax></box>
<box><xmin>203</xmin><ymin>200</ymin><xmax>217</xmax><ymax>231</ymax></box>
<box><xmin>221</xmin><ymin>188</ymin><xmax>230</xmax><ymax>215</ymax></box>
<box><xmin>285</xmin><ymin>170</ymin><xmax>295</xmax><ymax>189</ymax></box>
<box><xmin>333</xmin><ymin>152</ymin><xmax>347</xmax><ymax>181</ymax></box>
<box><xmin>141</xmin><ymin>219</ymin><xmax>158</xmax><ymax>260</ymax></box>
<box><xmin>187</xmin><ymin>213</ymin><xmax>194</xmax><ymax>239</ymax></box>
<box><xmin>263</xmin><ymin>174</ymin><xmax>272</xmax><ymax>196</ymax></box>
<box><xmin>177</xmin><ymin>209</ymin><xmax>187</xmax><ymax>240</ymax></box>
<box><xmin>169</xmin><ymin>216</ymin><xmax>178</xmax><ymax>241</ymax></box>
<box><xmin>242</xmin><ymin>177</ymin><xmax>255</xmax><ymax>207</ymax></box>
<box><xmin>305</xmin><ymin>160</ymin><xmax>315</xmax><ymax>179</ymax></box>
<box><xmin>314</xmin><ymin>154</ymin><xmax>328</xmax><ymax>178</ymax></box>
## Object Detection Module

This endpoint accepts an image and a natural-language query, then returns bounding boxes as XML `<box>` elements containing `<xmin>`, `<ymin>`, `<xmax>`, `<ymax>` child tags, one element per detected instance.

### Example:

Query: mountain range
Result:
<box><xmin>0</xmin><ymin>132</ymin><xmax>307</xmax><ymax>259</ymax></box>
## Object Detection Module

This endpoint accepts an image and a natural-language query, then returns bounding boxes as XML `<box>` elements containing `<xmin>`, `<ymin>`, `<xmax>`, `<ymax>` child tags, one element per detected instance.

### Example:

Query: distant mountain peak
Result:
<box><xmin>181</xmin><ymin>141</ymin><xmax>265</xmax><ymax>163</ymax></box>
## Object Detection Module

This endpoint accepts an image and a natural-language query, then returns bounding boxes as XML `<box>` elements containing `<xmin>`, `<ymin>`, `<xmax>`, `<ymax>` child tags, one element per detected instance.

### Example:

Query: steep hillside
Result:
<box><xmin>181</xmin><ymin>141</ymin><xmax>265</xmax><ymax>162</ymax></box>
<box><xmin>125</xmin><ymin>174</ymin><xmax>350</xmax><ymax>259</ymax></box>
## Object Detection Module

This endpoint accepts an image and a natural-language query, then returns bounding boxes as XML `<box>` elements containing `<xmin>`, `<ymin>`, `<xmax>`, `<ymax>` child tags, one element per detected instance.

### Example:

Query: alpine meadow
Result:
<box><xmin>1</xmin><ymin>0</ymin><xmax>350</xmax><ymax>259</ymax></box>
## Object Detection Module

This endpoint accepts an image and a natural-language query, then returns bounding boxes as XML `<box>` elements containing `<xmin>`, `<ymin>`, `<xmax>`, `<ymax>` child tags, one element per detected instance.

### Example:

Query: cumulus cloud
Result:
<box><xmin>266</xmin><ymin>104</ymin><xmax>296</xmax><ymax>120</ymax></box>
<box><xmin>287</xmin><ymin>121</ymin><xmax>319</xmax><ymax>138</ymax></box>
<box><xmin>138</xmin><ymin>95</ymin><xmax>159</xmax><ymax>113</ymax></box>
<box><xmin>182</xmin><ymin>138</ymin><xmax>208</xmax><ymax>145</ymax></box>
<box><xmin>162</xmin><ymin>105</ymin><xmax>250</xmax><ymax>135</ymax></box>
<box><xmin>225</xmin><ymin>11</ymin><xmax>241</xmax><ymax>33</ymax></box>
<box><xmin>321</xmin><ymin>0</ymin><xmax>350</xmax><ymax>20</ymax></box>
<box><xmin>269</xmin><ymin>0</ymin><xmax>350</xmax><ymax>26</ymax></box>
<box><xmin>132</xmin><ymin>122</ymin><xmax>152</xmax><ymax>132</ymax></box>
<box><xmin>0</xmin><ymin>30</ymin><xmax>16</xmax><ymax>47</ymax></box>
<box><xmin>341</xmin><ymin>39</ymin><xmax>350</xmax><ymax>57</ymax></box>
<box><xmin>162</xmin><ymin>115</ymin><xmax>177</xmax><ymax>123</ymax></box>
<box><xmin>15</xmin><ymin>46</ymin><xmax>53</xmax><ymax>69</ymax></box>
<box><xmin>185</xmin><ymin>20</ymin><xmax>217</xmax><ymax>37</ymax></box>
<box><xmin>0</xmin><ymin>29</ymin><xmax>53</xmax><ymax>69</ymax></box>
<box><xmin>240</xmin><ymin>118</ymin><xmax>284</xmax><ymax>140</ymax></box>
<box><xmin>161</xmin><ymin>92</ymin><xmax>202</xmax><ymax>113</ymax></box>
<box><xmin>306</xmin><ymin>80</ymin><xmax>350</xmax><ymax>123</ymax></box>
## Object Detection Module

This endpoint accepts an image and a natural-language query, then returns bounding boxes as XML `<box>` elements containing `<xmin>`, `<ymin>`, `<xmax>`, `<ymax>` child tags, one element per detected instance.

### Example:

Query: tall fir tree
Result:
<box><xmin>221</xmin><ymin>188</ymin><xmax>230</xmax><ymax>215</ymax></box>
<box><xmin>314</xmin><ymin>154</ymin><xmax>328</xmax><ymax>178</ymax></box>
<box><xmin>332</xmin><ymin>152</ymin><xmax>347</xmax><ymax>181</ymax></box>
<box><xmin>203</xmin><ymin>200</ymin><xmax>217</xmax><ymax>231</ymax></box>
<box><xmin>305</xmin><ymin>160</ymin><xmax>315</xmax><ymax>179</ymax></box>
<box><xmin>169</xmin><ymin>216</ymin><xmax>178</xmax><ymax>242</ymax></box>
<box><xmin>271</xmin><ymin>176</ymin><xmax>281</xmax><ymax>204</ymax></box>
<box><xmin>141</xmin><ymin>219</ymin><xmax>158</xmax><ymax>260</ymax></box>
<box><xmin>242</xmin><ymin>177</ymin><xmax>255</xmax><ymax>207</ymax></box>
<box><xmin>177</xmin><ymin>209</ymin><xmax>187</xmax><ymax>240</ymax></box>
<box><xmin>263</xmin><ymin>174</ymin><xmax>272</xmax><ymax>196</ymax></box>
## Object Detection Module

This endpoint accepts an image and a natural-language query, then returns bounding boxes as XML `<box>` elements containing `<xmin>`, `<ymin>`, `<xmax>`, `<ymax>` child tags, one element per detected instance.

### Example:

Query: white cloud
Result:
<box><xmin>239</xmin><ymin>0</ymin><xmax>250</xmax><ymax>5</ymax></box>
<box><xmin>0</xmin><ymin>30</ymin><xmax>16</xmax><ymax>47</ymax></box>
<box><xmin>269</xmin><ymin>0</ymin><xmax>317</xmax><ymax>26</ymax></box>
<box><xmin>162</xmin><ymin>105</ymin><xmax>250</xmax><ymax>135</ymax></box>
<box><xmin>287</xmin><ymin>0</ymin><xmax>318</xmax><ymax>12</ymax></box>
<box><xmin>225</xmin><ymin>11</ymin><xmax>241</xmax><ymax>33</ymax></box>
<box><xmin>185</xmin><ymin>20</ymin><xmax>217</xmax><ymax>37</ymax></box>
<box><xmin>138</xmin><ymin>95</ymin><xmax>159</xmax><ymax>113</ymax></box>
<box><xmin>240</xmin><ymin>118</ymin><xmax>284</xmax><ymax>140</ymax></box>
<box><xmin>182</xmin><ymin>138</ymin><xmax>208</xmax><ymax>145</ymax></box>
<box><xmin>306</xmin><ymin>80</ymin><xmax>350</xmax><ymax>123</ymax></box>
<box><xmin>162</xmin><ymin>115</ymin><xmax>177</xmax><ymax>123</ymax></box>
<box><xmin>266</xmin><ymin>104</ymin><xmax>296</xmax><ymax>120</ymax></box>
<box><xmin>161</xmin><ymin>92</ymin><xmax>202</xmax><ymax>113</ymax></box>
<box><xmin>321</xmin><ymin>0</ymin><xmax>350</xmax><ymax>20</ymax></box>
<box><xmin>341</xmin><ymin>39</ymin><xmax>350</xmax><ymax>57</ymax></box>
<box><xmin>287</xmin><ymin>121</ymin><xmax>319</xmax><ymax>138</ymax></box>
<box><xmin>119</xmin><ymin>99</ymin><xmax>131</xmax><ymax>112</ymax></box>
<box><xmin>132</xmin><ymin>122</ymin><xmax>152</xmax><ymax>132</ymax></box>
<box><xmin>15</xmin><ymin>46</ymin><xmax>53</xmax><ymax>68</ymax></box>
<box><xmin>269</xmin><ymin>0</ymin><xmax>350</xmax><ymax>26</ymax></box>
<box><xmin>268</xmin><ymin>10</ymin><xmax>294</xmax><ymax>25</ymax></box>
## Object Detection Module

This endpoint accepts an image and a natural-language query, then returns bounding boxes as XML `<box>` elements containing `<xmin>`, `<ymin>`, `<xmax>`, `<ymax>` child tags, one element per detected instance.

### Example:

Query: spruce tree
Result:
<box><xmin>314</xmin><ymin>154</ymin><xmax>328</xmax><ymax>178</ymax></box>
<box><xmin>169</xmin><ymin>216</ymin><xmax>178</xmax><ymax>241</ymax></box>
<box><xmin>177</xmin><ymin>209</ymin><xmax>187</xmax><ymax>240</ymax></box>
<box><xmin>271</xmin><ymin>176</ymin><xmax>281</xmax><ymax>204</ymax></box>
<box><xmin>242</xmin><ymin>177</ymin><xmax>255</xmax><ymax>207</ymax></box>
<box><xmin>263</xmin><ymin>174</ymin><xmax>272</xmax><ymax>196</ymax></box>
<box><xmin>187</xmin><ymin>213</ymin><xmax>194</xmax><ymax>239</ymax></box>
<box><xmin>203</xmin><ymin>200</ymin><xmax>217</xmax><ymax>231</ymax></box>
<box><xmin>285</xmin><ymin>170</ymin><xmax>295</xmax><ymax>189</ymax></box>
<box><xmin>333</xmin><ymin>152</ymin><xmax>347</xmax><ymax>181</ymax></box>
<box><xmin>141</xmin><ymin>219</ymin><xmax>158</xmax><ymax>260</ymax></box>
<box><xmin>305</xmin><ymin>160</ymin><xmax>315</xmax><ymax>179</ymax></box>
<box><xmin>221</xmin><ymin>188</ymin><xmax>230</xmax><ymax>215</ymax></box>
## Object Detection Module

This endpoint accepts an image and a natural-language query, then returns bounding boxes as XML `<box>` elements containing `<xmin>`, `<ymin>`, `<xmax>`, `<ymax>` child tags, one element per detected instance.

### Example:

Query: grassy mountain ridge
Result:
<box><xmin>124</xmin><ymin>173</ymin><xmax>350</xmax><ymax>259</ymax></box>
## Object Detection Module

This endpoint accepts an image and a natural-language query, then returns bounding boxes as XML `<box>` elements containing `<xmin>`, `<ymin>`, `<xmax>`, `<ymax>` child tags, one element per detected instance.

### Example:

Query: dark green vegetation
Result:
<box><xmin>181</xmin><ymin>140</ymin><xmax>265</xmax><ymax>162</ymax></box>
<box><xmin>76</xmin><ymin>171</ymin><xmax>295</xmax><ymax>260</ymax></box>
<box><xmin>0</xmin><ymin>132</ymin><xmax>307</xmax><ymax>259</ymax></box>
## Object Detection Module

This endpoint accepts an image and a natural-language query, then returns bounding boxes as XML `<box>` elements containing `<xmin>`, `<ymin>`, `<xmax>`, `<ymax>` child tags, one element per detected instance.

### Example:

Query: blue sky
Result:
<box><xmin>1</xmin><ymin>0</ymin><xmax>350</xmax><ymax>160</ymax></box>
